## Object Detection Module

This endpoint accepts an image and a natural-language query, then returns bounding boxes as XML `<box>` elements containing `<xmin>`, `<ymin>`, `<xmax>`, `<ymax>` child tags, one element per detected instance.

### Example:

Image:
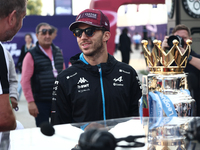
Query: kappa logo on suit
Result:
<box><xmin>77</xmin><ymin>77</ymin><xmax>90</xmax><ymax>93</ymax></box>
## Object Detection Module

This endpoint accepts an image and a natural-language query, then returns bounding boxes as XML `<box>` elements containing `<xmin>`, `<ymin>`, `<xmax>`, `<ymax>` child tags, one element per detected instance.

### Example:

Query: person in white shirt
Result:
<box><xmin>0</xmin><ymin>0</ymin><xmax>27</xmax><ymax>132</ymax></box>
<box><xmin>132</xmin><ymin>32</ymin><xmax>142</xmax><ymax>50</ymax></box>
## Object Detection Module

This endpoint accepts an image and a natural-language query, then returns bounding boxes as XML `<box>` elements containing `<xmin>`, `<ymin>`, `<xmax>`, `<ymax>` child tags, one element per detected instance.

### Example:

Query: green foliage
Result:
<box><xmin>139</xmin><ymin>69</ymin><xmax>149</xmax><ymax>75</ymax></box>
<box><xmin>27</xmin><ymin>0</ymin><xmax>43</xmax><ymax>15</ymax></box>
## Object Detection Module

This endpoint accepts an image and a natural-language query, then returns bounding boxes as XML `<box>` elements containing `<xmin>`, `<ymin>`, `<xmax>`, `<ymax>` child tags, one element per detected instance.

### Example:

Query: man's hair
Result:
<box><xmin>0</xmin><ymin>0</ymin><xmax>26</xmax><ymax>19</ymax></box>
<box><xmin>35</xmin><ymin>22</ymin><xmax>51</xmax><ymax>34</ymax></box>
<box><xmin>172</xmin><ymin>24</ymin><xmax>191</xmax><ymax>37</ymax></box>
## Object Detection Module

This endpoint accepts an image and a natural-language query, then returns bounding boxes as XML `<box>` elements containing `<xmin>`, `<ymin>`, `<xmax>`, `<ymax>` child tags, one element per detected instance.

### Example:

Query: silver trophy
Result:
<box><xmin>140</xmin><ymin>39</ymin><xmax>196</xmax><ymax>150</ymax></box>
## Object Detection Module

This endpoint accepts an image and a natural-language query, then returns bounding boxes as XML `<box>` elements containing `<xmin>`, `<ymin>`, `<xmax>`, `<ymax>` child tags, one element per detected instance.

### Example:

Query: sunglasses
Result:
<box><xmin>73</xmin><ymin>27</ymin><xmax>105</xmax><ymax>38</ymax></box>
<box><xmin>38</xmin><ymin>29</ymin><xmax>53</xmax><ymax>35</ymax></box>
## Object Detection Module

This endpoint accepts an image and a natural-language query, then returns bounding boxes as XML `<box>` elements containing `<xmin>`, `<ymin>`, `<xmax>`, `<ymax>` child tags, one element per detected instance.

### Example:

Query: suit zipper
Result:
<box><xmin>98</xmin><ymin>64</ymin><xmax>106</xmax><ymax>121</ymax></box>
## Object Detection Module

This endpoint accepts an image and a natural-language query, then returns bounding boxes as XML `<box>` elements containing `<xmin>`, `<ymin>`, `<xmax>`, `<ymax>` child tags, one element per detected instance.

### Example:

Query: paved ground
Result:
<box><xmin>14</xmin><ymin>45</ymin><xmax>147</xmax><ymax>129</ymax></box>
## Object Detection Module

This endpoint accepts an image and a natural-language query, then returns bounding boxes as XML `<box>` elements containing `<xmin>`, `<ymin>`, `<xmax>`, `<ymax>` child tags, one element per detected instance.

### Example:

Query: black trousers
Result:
<box><xmin>35</xmin><ymin>101</ymin><xmax>52</xmax><ymax>127</ymax></box>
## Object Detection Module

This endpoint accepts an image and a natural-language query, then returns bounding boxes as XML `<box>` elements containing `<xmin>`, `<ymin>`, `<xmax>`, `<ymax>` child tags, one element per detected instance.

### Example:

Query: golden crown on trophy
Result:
<box><xmin>141</xmin><ymin>39</ymin><xmax>192</xmax><ymax>74</ymax></box>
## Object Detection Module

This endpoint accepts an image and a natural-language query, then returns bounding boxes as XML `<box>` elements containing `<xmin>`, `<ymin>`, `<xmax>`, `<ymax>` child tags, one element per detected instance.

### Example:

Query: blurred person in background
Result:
<box><xmin>21</xmin><ymin>22</ymin><xmax>65</xmax><ymax>127</ymax></box>
<box><xmin>148</xmin><ymin>32</ymin><xmax>156</xmax><ymax>51</ymax></box>
<box><xmin>16</xmin><ymin>33</ymin><xmax>35</xmax><ymax>100</ymax></box>
<box><xmin>132</xmin><ymin>32</ymin><xmax>142</xmax><ymax>50</ymax></box>
<box><xmin>119</xmin><ymin>27</ymin><xmax>132</xmax><ymax>64</ymax></box>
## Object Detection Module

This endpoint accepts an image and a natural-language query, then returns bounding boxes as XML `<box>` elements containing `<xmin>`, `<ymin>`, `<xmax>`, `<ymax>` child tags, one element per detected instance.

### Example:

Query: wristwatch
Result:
<box><xmin>188</xmin><ymin>55</ymin><xmax>192</xmax><ymax>62</ymax></box>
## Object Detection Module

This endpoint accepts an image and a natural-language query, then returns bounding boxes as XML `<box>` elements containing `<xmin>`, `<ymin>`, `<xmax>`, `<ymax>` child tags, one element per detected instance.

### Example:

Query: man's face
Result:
<box><xmin>76</xmin><ymin>24</ymin><xmax>104</xmax><ymax>56</ymax></box>
<box><xmin>36</xmin><ymin>25</ymin><xmax>53</xmax><ymax>48</ymax></box>
<box><xmin>4</xmin><ymin>10</ymin><xmax>26</xmax><ymax>42</ymax></box>
<box><xmin>173</xmin><ymin>30</ymin><xmax>190</xmax><ymax>49</ymax></box>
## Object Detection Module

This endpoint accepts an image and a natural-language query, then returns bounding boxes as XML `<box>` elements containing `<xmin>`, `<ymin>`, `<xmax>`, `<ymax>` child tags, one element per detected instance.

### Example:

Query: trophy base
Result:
<box><xmin>146</xmin><ymin>117</ymin><xmax>193</xmax><ymax>150</ymax></box>
<box><xmin>147</xmin><ymin>139</ymin><xmax>186</xmax><ymax>150</ymax></box>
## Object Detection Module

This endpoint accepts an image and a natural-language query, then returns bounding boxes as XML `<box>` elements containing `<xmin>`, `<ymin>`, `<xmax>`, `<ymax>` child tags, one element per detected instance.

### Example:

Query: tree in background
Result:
<box><xmin>27</xmin><ymin>0</ymin><xmax>43</xmax><ymax>15</ymax></box>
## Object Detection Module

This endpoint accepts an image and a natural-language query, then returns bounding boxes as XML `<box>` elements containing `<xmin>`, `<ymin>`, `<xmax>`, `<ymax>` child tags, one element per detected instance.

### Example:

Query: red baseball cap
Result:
<box><xmin>69</xmin><ymin>9</ymin><xmax>110</xmax><ymax>31</ymax></box>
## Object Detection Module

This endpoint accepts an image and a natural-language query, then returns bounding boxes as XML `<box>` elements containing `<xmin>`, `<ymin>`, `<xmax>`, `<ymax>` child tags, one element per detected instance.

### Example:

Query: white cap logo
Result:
<box><xmin>105</xmin><ymin>22</ymin><xmax>108</xmax><ymax>26</ymax></box>
<box><xmin>77</xmin><ymin>15</ymin><xmax>81</xmax><ymax>21</ymax></box>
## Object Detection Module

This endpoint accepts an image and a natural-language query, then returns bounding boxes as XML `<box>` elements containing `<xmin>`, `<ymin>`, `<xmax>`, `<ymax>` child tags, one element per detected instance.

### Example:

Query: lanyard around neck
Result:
<box><xmin>39</xmin><ymin>45</ymin><xmax>56</xmax><ymax>71</ymax></box>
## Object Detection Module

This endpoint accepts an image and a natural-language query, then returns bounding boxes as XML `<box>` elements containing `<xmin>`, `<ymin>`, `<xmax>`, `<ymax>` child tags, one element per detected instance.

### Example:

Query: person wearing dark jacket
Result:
<box><xmin>21</xmin><ymin>22</ymin><xmax>65</xmax><ymax>127</ymax></box>
<box><xmin>162</xmin><ymin>24</ymin><xmax>200</xmax><ymax>116</ymax></box>
<box><xmin>51</xmin><ymin>9</ymin><xmax>142</xmax><ymax>127</ymax></box>
<box><xmin>119</xmin><ymin>28</ymin><xmax>132</xmax><ymax>64</ymax></box>
<box><xmin>16</xmin><ymin>33</ymin><xmax>35</xmax><ymax>100</ymax></box>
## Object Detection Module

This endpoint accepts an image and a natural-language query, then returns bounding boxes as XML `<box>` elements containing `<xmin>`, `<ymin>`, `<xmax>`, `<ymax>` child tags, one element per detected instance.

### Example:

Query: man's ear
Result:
<box><xmin>8</xmin><ymin>10</ymin><xmax>17</xmax><ymax>26</ymax></box>
<box><xmin>103</xmin><ymin>31</ymin><xmax>111</xmax><ymax>42</ymax></box>
<box><xmin>36</xmin><ymin>33</ymin><xmax>39</xmax><ymax>39</ymax></box>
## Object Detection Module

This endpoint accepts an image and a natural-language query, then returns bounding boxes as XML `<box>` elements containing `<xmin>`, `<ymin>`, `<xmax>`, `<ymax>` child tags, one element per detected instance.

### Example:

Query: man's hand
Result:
<box><xmin>179</xmin><ymin>47</ymin><xmax>185</xmax><ymax>54</ymax></box>
<box><xmin>162</xmin><ymin>36</ymin><xmax>170</xmax><ymax>50</ymax></box>
<box><xmin>10</xmin><ymin>97</ymin><xmax>18</xmax><ymax>109</ymax></box>
<box><xmin>0</xmin><ymin>94</ymin><xmax>16</xmax><ymax>131</ymax></box>
<box><xmin>162</xmin><ymin>36</ymin><xmax>186</xmax><ymax>54</ymax></box>
<box><xmin>28</xmin><ymin>101</ymin><xmax>39</xmax><ymax>117</ymax></box>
